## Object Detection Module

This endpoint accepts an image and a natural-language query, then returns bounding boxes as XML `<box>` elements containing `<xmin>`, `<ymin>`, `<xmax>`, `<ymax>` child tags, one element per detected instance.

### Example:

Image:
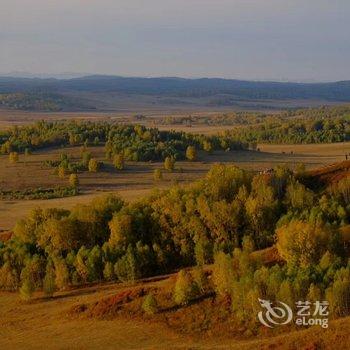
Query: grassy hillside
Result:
<box><xmin>0</xmin><ymin>268</ymin><xmax>349</xmax><ymax>350</ymax></box>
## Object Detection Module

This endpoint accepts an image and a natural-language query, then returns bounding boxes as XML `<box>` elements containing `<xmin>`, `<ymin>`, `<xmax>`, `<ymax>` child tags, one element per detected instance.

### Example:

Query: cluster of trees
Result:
<box><xmin>0</xmin><ymin>121</ymin><xmax>247</xmax><ymax>160</ymax></box>
<box><xmin>207</xmin><ymin>221</ymin><xmax>350</xmax><ymax>326</ymax></box>
<box><xmin>103</xmin><ymin>124</ymin><xmax>244</xmax><ymax>162</ymax></box>
<box><xmin>0</xmin><ymin>164</ymin><xmax>349</xmax><ymax>321</ymax></box>
<box><xmin>0</xmin><ymin>187</ymin><xmax>78</xmax><ymax>200</ymax></box>
<box><xmin>227</xmin><ymin>116</ymin><xmax>350</xmax><ymax>144</ymax></box>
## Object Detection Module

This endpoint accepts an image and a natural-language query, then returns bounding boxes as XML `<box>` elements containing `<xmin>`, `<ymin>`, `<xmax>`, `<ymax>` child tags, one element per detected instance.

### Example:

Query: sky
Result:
<box><xmin>1</xmin><ymin>0</ymin><xmax>349</xmax><ymax>81</ymax></box>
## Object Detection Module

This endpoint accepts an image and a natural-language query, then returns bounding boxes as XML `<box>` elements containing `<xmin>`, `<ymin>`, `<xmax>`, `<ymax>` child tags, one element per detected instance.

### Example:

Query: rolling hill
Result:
<box><xmin>1</xmin><ymin>75</ymin><xmax>350</xmax><ymax>111</ymax></box>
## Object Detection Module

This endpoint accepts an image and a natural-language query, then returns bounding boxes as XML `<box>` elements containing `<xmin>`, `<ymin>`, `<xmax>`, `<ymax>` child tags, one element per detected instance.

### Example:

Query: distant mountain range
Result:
<box><xmin>1</xmin><ymin>75</ymin><xmax>350</xmax><ymax>111</ymax></box>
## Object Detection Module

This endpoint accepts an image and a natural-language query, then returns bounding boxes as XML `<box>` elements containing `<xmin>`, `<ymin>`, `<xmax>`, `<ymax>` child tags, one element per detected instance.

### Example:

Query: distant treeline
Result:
<box><xmin>0</xmin><ymin>121</ymin><xmax>247</xmax><ymax>160</ymax></box>
<box><xmin>1</xmin><ymin>75</ymin><xmax>350</xmax><ymax>101</ymax></box>
<box><xmin>220</xmin><ymin>106</ymin><xmax>350</xmax><ymax>144</ymax></box>
<box><xmin>0</xmin><ymin>92</ymin><xmax>90</xmax><ymax>111</ymax></box>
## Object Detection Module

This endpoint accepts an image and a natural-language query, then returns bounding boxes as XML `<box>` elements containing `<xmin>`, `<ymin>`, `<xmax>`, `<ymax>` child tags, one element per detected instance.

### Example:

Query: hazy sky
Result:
<box><xmin>1</xmin><ymin>0</ymin><xmax>349</xmax><ymax>81</ymax></box>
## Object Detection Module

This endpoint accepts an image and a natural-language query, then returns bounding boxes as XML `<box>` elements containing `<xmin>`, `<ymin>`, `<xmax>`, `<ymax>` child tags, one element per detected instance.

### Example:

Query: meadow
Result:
<box><xmin>0</xmin><ymin>108</ymin><xmax>349</xmax><ymax>350</ymax></box>
<box><xmin>1</xmin><ymin>141</ymin><xmax>349</xmax><ymax>231</ymax></box>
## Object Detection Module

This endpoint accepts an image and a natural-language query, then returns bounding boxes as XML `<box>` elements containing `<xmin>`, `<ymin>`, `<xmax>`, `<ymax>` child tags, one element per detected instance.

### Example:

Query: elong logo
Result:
<box><xmin>258</xmin><ymin>298</ymin><xmax>329</xmax><ymax>329</ymax></box>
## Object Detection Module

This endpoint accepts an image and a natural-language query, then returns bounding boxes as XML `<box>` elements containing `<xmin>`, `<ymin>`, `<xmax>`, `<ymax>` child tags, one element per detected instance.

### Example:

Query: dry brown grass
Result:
<box><xmin>0</xmin><ymin>271</ymin><xmax>348</xmax><ymax>350</ymax></box>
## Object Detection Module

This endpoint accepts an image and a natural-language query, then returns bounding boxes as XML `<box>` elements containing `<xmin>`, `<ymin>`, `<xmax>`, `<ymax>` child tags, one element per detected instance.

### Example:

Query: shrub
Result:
<box><xmin>88</xmin><ymin>158</ymin><xmax>99</xmax><ymax>172</ymax></box>
<box><xmin>69</xmin><ymin>173</ymin><xmax>79</xmax><ymax>187</ymax></box>
<box><xmin>142</xmin><ymin>293</ymin><xmax>158</xmax><ymax>315</ymax></box>
<box><xmin>164</xmin><ymin>156</ymin><xmax>175</xmax><ymax>171</ymax></box>
<box><xmin>9</xmin><ymin>152</ymin><xmax>19</xmax><ymax>164</ymax></box>
<box><xmin>185</xmin><ymin>146</ymin><xmax>197</xmax><ymax>161</ymax></box>
<box><xmin>19</xmin><ymin>279</ymin><xmax>35</xmax><ymax>301</ymax></box>
<box><xmin>173</xmin><ymin>269</ymin><xmax>194</xmax><ymax>305</ymax></box>
<box><xmin>153</xmin><ymin>168</ymin><xmax>163</xmax><ymax>181</ymax></box>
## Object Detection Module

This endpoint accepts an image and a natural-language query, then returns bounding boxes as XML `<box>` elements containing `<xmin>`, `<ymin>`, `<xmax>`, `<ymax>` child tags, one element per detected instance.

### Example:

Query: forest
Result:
<box><xmin>0</xmin><ymin>121</ymin><xmax>247</xmax><ymax>160</ymax></box>
<box><xmin>227</xmin><ymin>115</ymin><xmax>350</xmax><ymax>144</ymax></box>
<box><xmin>0</xmin><ymin>163</ymin><xmax>349</xmax><ymax>327</ymax></box>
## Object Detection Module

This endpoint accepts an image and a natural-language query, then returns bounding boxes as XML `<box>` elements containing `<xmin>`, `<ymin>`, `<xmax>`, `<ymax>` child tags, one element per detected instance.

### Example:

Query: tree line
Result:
<box><xmin>0</xmin><ymin>121</ymin><xmax>247</xmax><ymax>160</ymax></box>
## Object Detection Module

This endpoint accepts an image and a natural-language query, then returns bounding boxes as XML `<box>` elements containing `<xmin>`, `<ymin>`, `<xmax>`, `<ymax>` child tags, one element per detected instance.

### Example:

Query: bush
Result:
<box><xmin>153</xmin><ymin>168</ymin><xmax>163</xmax><ymax>181</ymax></box>
<box><xmin>173</xmin><ymin>269</ymin><xmax>194</xmax><ymax>305</ymax></box>
<box><xmin>19</xmin><ymin>279</ymin><xmax>34</xmax><ymax>301</ymax></box>
<box><xmin>142</xmin><ymin>293</ymin><xmax>158</xmax><ymax>315</ymax></box>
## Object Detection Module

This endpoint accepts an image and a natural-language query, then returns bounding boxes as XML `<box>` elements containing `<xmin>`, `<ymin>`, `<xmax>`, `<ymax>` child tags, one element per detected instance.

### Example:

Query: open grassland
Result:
<box><xmin>1</xmin><ymin>142</ymin><xmax>350</xmax><ymax>231</ymax></box>
<box><xmin>0</xmin><ymin>273</ymin><xmax>348</xmax><ymax>350</ymax></box>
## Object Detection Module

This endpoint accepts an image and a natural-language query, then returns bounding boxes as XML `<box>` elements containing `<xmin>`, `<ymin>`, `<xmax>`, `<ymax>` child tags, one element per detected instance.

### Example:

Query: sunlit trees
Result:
<box><xmin>88</xmin><ymin>158</ymin><xmax>99</xmax><ymax>172</ymax></box>
<box><xmin>69</xmin><ymin>173</ymin><xmax>79</xmax><ymax>188</ymax></box>
<box><xmin>276</xmin><ymin>220</ymin><xmax>331</xmax><ymax>268</ymax></box>
<box><xmin>113</xmin><ymin>154</ymin><xmax>125</xmax><ymax>170</ymax></box>
<box><xmin>9</xmin><ymin>152</ymin><xmax>19</xmax><ymax>164</ymax></box>
<box><xmin>58</xmin><ymin>165</ymin><xmax>66</xmax><ymax>179</ymax></box>
<box><xmin>212</xmin><ymin>252</ymin><xmax>234</xmax><ymax>298</ymax></box>
<box><xmin>43</xmin><ymin>260</ymin><xmax>56</xmax><ymax>297</ymax></box>
<box><xmin>54</xmin><ymin>258</ymin><xmax>70</xmax><ymax>290</ymax></box>
<box><xmin>326</xmin><ymin>266</ymin><xmax>350</xmax><ymax>317</ymax></box>
<box><xmin>164</xmin><ymin>156</ymin><xmax>175</xmax><ymax>171</ymax></box>
<box><xmin>285</xmin><ymin>180</ymin><xmax>314</xmax><ymax>211</ymax></box>
<box><xmin>103</xmin><ymin>261</ymin><xmax>115</xmax><ymax>281</ymax></box>
<box><xmin>142</xmin><ymin>293</ymin><xmax>158</xmax><ymax>315</ymax></box>
<box><xmin>186</xmin><ymin>146</ymin><xmax>197</xmax><ymax>161</ymax></box>
<box><xmin>202</xmin><ymin>140</ymin><xmax>213</xmax><ymax>153</ymax></box>
<box><xmin>19</xmin><ymin>279</ymin><xmax>35</xmax><ymax>301</ymax></box>
<box><xmin>173</xmin><ymin>269</ymin><xmax>194</xmax><ymax>305</ymax></box>
<box><xmin>108</xmin><ymin>213</ymin><xmax>133</xmax><ymax>248</ymax></box>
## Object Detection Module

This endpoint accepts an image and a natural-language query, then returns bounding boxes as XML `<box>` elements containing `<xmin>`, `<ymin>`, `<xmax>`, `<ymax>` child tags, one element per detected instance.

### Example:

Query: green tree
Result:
<box><xmin>113</xmin><ymin>154</ymin><xmax>125</xmax><ymax>170</ymax></box>
<box><xmin>192</xmin><ymin>266</ymin><xmax>207</xmax><ymax>294</ymax></box>
<box><xmin>43</xmin><ymin>261</ymin><xmax>56</xmax><ymax>297</ymax></box>
<box><xmin>173</xmin><ymin>269</ymin><xmax>194</xmax><ymax>305</ymax></box>
<box><xmin>142</xmin><ymin>293</ymin><xmax>158</xmax><ymax>315</ymax></box>
<box><xmin>88</xmin><ymin>158</ymin><xmax>99</xmax><ymax>172</ymax></box>
<box><xmin>103</xmin><ymin>261</ymin><xmax>115</xmax><ymax>281</ymax></box>
<box><xmin>69</xmin><ymin>173</ymin><xmax>79</xmax><ymax>187</ymax></box>
<box><xmin>164</xmin><ymin>156</ymin><xmax>175</xmax><ymax>171</ymax></box>
<box><xmin>212</xmin><ymin>252</ymin><xmax>234</xmax><ymax>297</ymax></box>
<box><xmin>276</xmin><ymin>220</ymin><xmax>331</xmax><ymax>268</ymax></box>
